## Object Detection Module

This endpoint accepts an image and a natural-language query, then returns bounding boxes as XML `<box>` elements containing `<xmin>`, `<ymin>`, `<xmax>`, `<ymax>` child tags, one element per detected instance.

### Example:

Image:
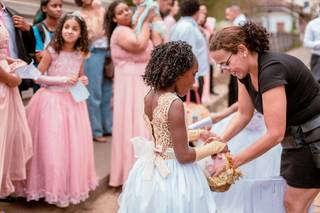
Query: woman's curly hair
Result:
<box><xmin>210</xmin><ymin>21</ymin><xmax>269</xmax><ymax>54</ymax></box>
<box><xmin>50</xmin><ymin>13</ymin><xmax>89</xmax><ymax>55</ymax></box>
<box><xmin>143</xmin><ymin>41</ymin><xmax>195</xmax><ymax>90</ymax></box>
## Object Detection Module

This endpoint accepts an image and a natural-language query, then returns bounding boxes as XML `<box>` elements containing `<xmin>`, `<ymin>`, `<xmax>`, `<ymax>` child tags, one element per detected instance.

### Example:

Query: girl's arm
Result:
<box><xmin>233</xmin><ymin>85</ymin><xmax>286</xmax><ymax>167</ymax></box>
<box><xmin>169</xmin><ymin>99</ymin><xmax>226</xmax><ymax>164</ymax></box>
<box><xmin>168</xmin><ymin>99</ymin><xmax>196</xmax><ymax>163</ymax></box>
<box><xmin>37</xmin><ymin>49</ymin><xmax>52</xmax><ymax>74</ymax></box>
<box><xmin>0</xmin><ymin>65</ymin><xmax>21</xmax><ymax>87</ymax></box>
<box><xmin>36</xmin><ymin>50</ymin><xmax>77</xmax><ymax>85</ymax></box>
<box><xmin>220</xmin><ymin>81</ymin><xmax>255</xmax><ymax>142</ymax></box>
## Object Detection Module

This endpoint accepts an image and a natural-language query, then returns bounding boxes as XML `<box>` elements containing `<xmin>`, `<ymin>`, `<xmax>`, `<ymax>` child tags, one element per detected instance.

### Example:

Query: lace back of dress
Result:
<box><xmin>151</xmin><ymin>93</ymin><xmax>179</xmax><ymax>149</ymax></box>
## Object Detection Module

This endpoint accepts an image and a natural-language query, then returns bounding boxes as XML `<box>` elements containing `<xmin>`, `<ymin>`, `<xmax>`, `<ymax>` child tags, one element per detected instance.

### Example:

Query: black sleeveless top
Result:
<box><xmin>239</xmin><ymin>52</ymin><xmax>320</xmax><ymax>126</ymax></box>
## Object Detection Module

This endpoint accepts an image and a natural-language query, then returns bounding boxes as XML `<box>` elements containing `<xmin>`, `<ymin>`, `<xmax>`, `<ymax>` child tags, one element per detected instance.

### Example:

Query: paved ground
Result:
<box><xmin>1</xmin><ymin>47</ymin><xmax>319</xmax><ymax>213</ymax></box>
<box><xmin>0</xmin><ymin>140</ymin><xmax>117</xmax><ymax>213</ymax></box>
<box><xmin>0</xmin><ymin>187</ymin><xmax>120</xmax><ymax>213</ymax></box>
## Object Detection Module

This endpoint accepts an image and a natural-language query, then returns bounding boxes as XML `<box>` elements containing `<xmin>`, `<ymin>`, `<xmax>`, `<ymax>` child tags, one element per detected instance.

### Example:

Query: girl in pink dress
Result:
<box><xmin>0</xmin><ymin>21</ymin><xmax>33</xmax><ymax>197</ymax></box>
<box><xmin>19</xmin><ymin>13</ymin><xmax>97</xmax><ymax>207</ymax></box>
<box><xmin>105</xmin><ymin>1</ymin><xmax>153</xmax><ymax>187</ymax></box>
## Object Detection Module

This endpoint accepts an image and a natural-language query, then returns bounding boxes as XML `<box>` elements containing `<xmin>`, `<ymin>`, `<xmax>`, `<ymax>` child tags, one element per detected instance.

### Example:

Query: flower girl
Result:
<box><xmin>118</xmin><ymin>41</ymin><xmax>228</xmax><ymax>213</ymax></box>
<box><xmin>18</xmin><ymin>13</ymin><xmax>97</xmax><ymax>207</ymax></box>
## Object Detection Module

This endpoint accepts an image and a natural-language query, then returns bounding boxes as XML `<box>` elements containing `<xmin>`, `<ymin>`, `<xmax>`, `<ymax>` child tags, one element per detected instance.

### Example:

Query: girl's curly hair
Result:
<box><xmin>50</xmin><ymin>13</ymin><xmax>89</xmax><ymax>55</ymax></box>
<box><xmin>143</xmin><ymin>41</ymin><xmax>195</xmax><ymax>90</ymax></box>
<box><xmin>210</xmin><ymin>21</ymin><xmax>269</xmax><ymax>54</ymax></box>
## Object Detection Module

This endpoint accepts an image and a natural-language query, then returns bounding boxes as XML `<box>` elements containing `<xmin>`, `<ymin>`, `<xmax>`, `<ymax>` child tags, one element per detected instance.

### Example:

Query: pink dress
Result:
<box><xmin>20</xmin><ymin>47</ymin><xmax>98</xmax><ymax>206</ymax></box>
<box><xmin>0</xmin><ymin>23</ymin><xmax>33</xmax><ymax>197</ymax></box>
<box><xmin>109</xmin><ymin>26</ymin><xmax>152</xmax><ymax>186</ymax></box>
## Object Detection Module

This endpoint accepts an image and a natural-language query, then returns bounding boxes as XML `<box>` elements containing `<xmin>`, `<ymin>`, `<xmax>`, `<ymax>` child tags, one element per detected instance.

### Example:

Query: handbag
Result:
<box><xmin>104</xmin><ymin>55</ymin><xmax>114</xmax><ymax>79</ymax></box>
<box><xmin>184</xmin><ymin>91</ymin><xmax>210</xmax><ymax>126</ymax></box>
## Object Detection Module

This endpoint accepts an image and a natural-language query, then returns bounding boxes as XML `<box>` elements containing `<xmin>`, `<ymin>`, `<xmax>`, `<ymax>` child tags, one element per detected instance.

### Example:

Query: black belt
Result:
<box><xmin>282</xmin><ymin>114</ymin><xmax>320</xmax><ymax>149</ymax></box>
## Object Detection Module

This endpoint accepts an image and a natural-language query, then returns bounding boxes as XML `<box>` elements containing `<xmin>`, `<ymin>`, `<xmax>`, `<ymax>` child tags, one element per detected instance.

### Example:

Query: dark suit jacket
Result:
<box><xmin>6</xmin><ymin>7</ymin><xmax>36</xmax><ymax>90</ymax></box>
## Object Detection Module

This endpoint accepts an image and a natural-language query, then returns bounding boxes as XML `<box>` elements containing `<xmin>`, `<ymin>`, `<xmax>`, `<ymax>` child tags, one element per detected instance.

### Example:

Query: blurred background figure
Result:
<box><xmin>163</xmin><ymin>0</ymin><xmax>179</xmax><ymax>42</ymax></box>
<box><xmin>157</xmin><ymin>0</ymin><xmax>172</xmax><ymax>18</ymax></box>
<box><xmin>225</xmin><ymin>4</ymin><xmax>246</xmax><ymax>27</ymax></box>
<box><xmin>0</xmin><ymin>4</ymin><xmax>33</xmax><ymax>198</ymax></box>
<box><xmin>303</xmin><ymin>9</ymin><xmax>320</xmax><ymax>83</ymax></box>
<box><xmin>18</xmin><ymin>13</ymin><xmax>97</xmax><ymax>208</ymax></box>
<box><xmin>32</xmin><ymin>0</ymin><xmax>63</xmax><ymax>92</ymax></box>
<box><xmin>76</xmin><ymin>0</ymin><xmax>113</xmax><ymax>143</ymax></box>
<box><xmin>224</xmin><ymin>4</ymin><xmax>246</xmax><ymax>106</ymax></box>
<box><xmin>0</xmin><ymin>0</ymin><xmax>36</xmax><ymax>94</ymax></box>
<box><xmin>105</xmin><ymin>0</ymin><xmax>153</xmax><ymax>187</ymax></box>
<box><xmin>197</xmin><ymin>3</ymin><xmax>217</xmax><ymax>103</ymax></box>
<box><xmin>170</xmin><ymin>0</ymin><xmax>209</xmax><ymax>103</ymax></box>
<box><xmin>33</xmin><ymin>0</ymin><xmax>62</xmax><ymax>64</ymax></box>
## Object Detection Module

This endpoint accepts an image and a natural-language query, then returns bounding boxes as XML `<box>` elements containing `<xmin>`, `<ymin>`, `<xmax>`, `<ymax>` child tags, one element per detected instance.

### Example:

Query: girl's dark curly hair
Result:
<box><xmin>143</xmin><ymin>41</ymin><xmax>195</xmax><ymax>90</ymax></box>
<box><xmin>50</xmin><ymin>13</ymin><xmax>89</xmax><ymax>55</ymax></box>
<box><xmin>209</xmin><ymin>21</ymin><xmax>270</xmax><ymax>54</ymax></box>
<box><xmin>104</xmin><ymin>1</ymin><xmax>122</xmax><ymax>49</ymax></box>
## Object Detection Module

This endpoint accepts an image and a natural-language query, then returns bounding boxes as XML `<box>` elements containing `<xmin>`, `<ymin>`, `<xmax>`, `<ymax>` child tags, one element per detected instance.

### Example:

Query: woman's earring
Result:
<box><xmin>244</xmin><ymin>54</ymin><xmax>247</xmax><ymax>57</ymax></box>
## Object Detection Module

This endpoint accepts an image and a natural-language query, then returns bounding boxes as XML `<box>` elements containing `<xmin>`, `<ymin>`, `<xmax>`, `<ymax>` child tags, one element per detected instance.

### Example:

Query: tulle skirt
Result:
<box><xmin>118</xmin><ymin>158</ymin><xmax>217</xmax><ymax>213</ymax></box>
<box><xmin>16</xmin><ymin>88</ymin><xmax>98</xmax><ymax>206</ymax></box>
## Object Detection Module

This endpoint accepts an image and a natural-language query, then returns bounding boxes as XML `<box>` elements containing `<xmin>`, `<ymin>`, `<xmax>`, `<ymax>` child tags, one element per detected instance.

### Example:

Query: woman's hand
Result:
<box><xmin>205</xmin><ymin>133</ymin><xmax>226</xmax><ymax>144</ymax></box>
<box><xmin>6</xmin><ymin>57</ymin><xmax>25</xmax><ymax>65</ymax></box>
<box><xmin>231</xmin><ymin>154</ymin><xmax>241</xmax><ymax>168</ymax></box>
<box><xmin>8</xmin><ymin>59</ymin><xmax>27</xmax><ymax>72</ymax></box>
<box><xmin>79</xmin><ymin>75</ymin><xmax>89</xmax><ymax>86</ymax></box>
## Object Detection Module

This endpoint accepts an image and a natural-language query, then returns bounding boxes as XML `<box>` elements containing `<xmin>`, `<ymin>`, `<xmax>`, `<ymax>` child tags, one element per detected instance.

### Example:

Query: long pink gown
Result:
<box><xmin>109</xmin><ymin>26</ymin><xmax>152</xmax><ymax>186</ymax></box>
<box><xmin>19</xmin><ymin>47</ymin><xmax>98</xmax><ymax>206</ymax></box>
<box><xmin>0</xmin><ymin>22</ymin><xmax>33</xmax><ymax>197</ymax></box>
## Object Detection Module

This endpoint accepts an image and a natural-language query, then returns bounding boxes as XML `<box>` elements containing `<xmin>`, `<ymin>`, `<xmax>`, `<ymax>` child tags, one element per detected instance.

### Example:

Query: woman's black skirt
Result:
<box><xmin>281</xmin><ymin>145</ymin><xmax>320</xmax><ymax>188</ymax></box>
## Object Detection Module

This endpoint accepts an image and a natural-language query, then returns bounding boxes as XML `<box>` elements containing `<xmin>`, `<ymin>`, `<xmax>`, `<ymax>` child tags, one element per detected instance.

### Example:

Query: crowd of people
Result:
<box><xmin>0</xmin><ymin>0</ymin><xmax>320</xmax><ymax>212</ymax></box>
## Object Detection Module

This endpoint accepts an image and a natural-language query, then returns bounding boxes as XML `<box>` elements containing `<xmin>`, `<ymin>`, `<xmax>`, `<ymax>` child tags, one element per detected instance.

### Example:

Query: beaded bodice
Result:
<box><xmin>144</xmin><ymin>93</ymin><xmax>179</xmax><ymax>152</ymax></box>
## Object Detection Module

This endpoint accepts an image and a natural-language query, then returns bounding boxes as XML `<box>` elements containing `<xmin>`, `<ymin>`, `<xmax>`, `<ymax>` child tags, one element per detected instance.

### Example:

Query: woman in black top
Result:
<box><xmin>209</xmin><ymin>22</ymin><xmax>320</xmax><ymax>212</ymax></box>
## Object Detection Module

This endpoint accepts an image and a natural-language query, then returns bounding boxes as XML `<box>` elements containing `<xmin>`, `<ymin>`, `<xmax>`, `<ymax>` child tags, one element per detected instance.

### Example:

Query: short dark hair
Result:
<box><xmin>180</xmin><ymin>0</ymin><xmax>200</xmax><ymax>17</ymax></box>
<box><xmin>143</xmin><ymin>41</ymin><xmax>195</xmax><ymax>90</ymax></box>
<box><xmin>74</xmin><ymin>0</ymin><xmax>83</xmax><ymax>7</ymax></box>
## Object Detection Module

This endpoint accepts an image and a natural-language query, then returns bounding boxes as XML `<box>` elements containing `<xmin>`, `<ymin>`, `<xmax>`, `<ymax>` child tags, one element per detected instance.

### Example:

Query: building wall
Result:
<box><xmin>258</xmin><ymin>11</ymin><xmax>294</xmax><ymax>33</ymax></box>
